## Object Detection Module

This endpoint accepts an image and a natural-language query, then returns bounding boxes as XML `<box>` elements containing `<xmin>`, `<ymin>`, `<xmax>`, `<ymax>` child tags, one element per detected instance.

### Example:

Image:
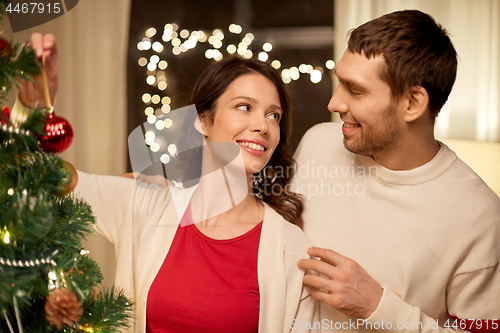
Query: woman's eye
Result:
<box><xmin>237</xmin><ymin>104</ymin><xmax>250</xmax><ymax>111</ymax></box>
<box><xmin>269</xmin><ymin>113</ymin><xmax>281</xmax><ymax>121</ymax></box>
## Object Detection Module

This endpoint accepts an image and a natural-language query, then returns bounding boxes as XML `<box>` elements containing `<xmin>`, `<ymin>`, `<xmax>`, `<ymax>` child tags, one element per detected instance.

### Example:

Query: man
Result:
<box><xmin>295</xmin><ymin>9</ymin><xmax>500</xmax><ymax>333</ymax></box>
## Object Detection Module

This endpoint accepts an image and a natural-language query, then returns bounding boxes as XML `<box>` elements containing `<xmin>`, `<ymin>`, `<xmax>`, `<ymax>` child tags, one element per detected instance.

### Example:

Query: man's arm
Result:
<box><xmin>298</xmin><ymin>247</ymin><xmax>498</xmax><ymax>333</ymax></box>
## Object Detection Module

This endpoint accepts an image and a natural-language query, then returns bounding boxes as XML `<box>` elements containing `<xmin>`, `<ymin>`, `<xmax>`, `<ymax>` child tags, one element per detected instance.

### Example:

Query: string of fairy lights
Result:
<box><xmin>137</xmin><ymin>23</ymin><xmax>335</xmax><ymax>160</ymax></box>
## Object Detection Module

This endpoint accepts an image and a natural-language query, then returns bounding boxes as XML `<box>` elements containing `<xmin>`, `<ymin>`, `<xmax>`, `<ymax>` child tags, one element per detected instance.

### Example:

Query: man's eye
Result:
<box><xmin>349</xmin><ymin>89</ymin><xmax>361</xmax><ymax>95</ymax></box>
<box><xmin>237</xmin><ymin>104</ymin><xmax>250</xmax><ymax>111</ymax></box>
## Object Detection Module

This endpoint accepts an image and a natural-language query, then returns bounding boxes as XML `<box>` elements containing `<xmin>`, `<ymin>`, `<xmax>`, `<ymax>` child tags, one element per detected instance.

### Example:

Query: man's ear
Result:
<box><xmin>403</xmin><ymin>86</ymin><xmax>430</xmax><ymax>123</ymax></box>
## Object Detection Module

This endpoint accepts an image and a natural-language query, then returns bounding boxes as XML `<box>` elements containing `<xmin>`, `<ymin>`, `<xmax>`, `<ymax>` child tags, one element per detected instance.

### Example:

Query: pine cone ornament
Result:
<box><xmin>45</xmin><ymin>288</ymin><xmax>83</xmax><ymax>329</ymax></box>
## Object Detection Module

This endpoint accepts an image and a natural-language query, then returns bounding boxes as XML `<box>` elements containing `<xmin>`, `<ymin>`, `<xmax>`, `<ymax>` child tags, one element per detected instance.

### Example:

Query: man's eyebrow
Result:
<box><xmin>333</xmin><ymin>68</ymin><xmax>367</xmax><ymax>91</ymax></box>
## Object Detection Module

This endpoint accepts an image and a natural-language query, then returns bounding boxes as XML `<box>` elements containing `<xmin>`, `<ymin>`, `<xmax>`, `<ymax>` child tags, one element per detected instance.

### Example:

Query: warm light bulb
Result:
<box><xmin>158</xmin><ymin>82</ymin><xmax>167</xmax><ymax>90</ymax></box>
<box><xmin>150</xmin><ymin>142</ymin><xmax>160</xmax><ymax>152</ymax></box>
<box><xmin>2</xmin><ymin>230</ymin><xmax>10</xmax><ymax>244</ymax></box>
<box><xmin>310</xmin><ymin>70</ymin><xmax>322</xmax><ymax>83</ymax></box>
<box><xmin>213</xmin><ymin>40</ymin><xmax>222</xmax><ymax>49</ymax></box>
<box><xmin>162</xmin><ymin>104</ymin><xmax>171</xmax><ymax>113</ymax></box>
<box><xmin>326</xmin><ymin>60</ymin><xmax>335</xmax><ymax>69</ymax></box>
<box><xmin>146</xmin><ymin>28</ymin><xmax>157</xmax><ymax>38</ymax></box>
<box><xmin>258</xmin><ymin>52</ymin><xmax>268</xmax><ymax>62</ymax></box>
<box><xmin>158</xmin><ymin>60</ymin><xmax>168</xmax><ymax>69</ymax></box>
<box><xmin>152</xmin><ymin>42</ymin><xmax>163</xmax><ymax>52</ymax></box>
<box><xmin>263</xmin><ymin>43</ymin><xmax>272</xmax><ymax>52</ymax></box>
<box><xmin>156</xmin><ymin>120</ymin><xmax>165</xmax><ymax>130</ymax></box>
<box><xmin>146</xmin><ymin>76</ymin><xmax>156</xmax><ymax>85</ymax></box>
<box><xmin>168</xmin><ymin>143</ymin><xmax>178</xmax><ymax>156</ymax></box>
<box><xmin>271</xmin><ymin>60</ymin><xmax>281</xmax><ymax>69</ymax></box>
<box><xmin>161</xmin><ymin>154</ymin><xmax>171</xmax><ymax>164</ymax></box>
<box><xmin>151</xmin><ymin>95</ymin><xmax>161</xmax><ymax>104</ymax></box>
<box><xmin>147</xmin><ymin>115</ymin><xmax>157</xmax><ymax>124</ymax></box>
<box><xmin>142</xmin><ymin>93</ymin><xmax>152</xmax><ymax>104</ymax></box>
<box><xmin>281</xmin><ymin>69</ymin><xmax>291</xmax><ymax>78</ymax></box>
<box><xmin>164</xmin><ymin>118</ymin><xmax>173</xmax><ymax>128</ymax></box>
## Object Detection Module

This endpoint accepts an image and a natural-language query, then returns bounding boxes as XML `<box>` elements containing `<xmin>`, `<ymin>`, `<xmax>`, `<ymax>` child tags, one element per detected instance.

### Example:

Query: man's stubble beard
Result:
<box><xmin>343</xmin><ymin>104</ymin><xmax>401</xmax><ymax>157</ymax></box>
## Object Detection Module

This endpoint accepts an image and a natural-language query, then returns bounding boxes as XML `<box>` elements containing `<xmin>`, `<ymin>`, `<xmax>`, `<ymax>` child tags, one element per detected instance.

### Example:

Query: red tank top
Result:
<box><xmin>146</xmin><ymin>205</ymin><xmax>262</xmax><ymax>333</ymax></box>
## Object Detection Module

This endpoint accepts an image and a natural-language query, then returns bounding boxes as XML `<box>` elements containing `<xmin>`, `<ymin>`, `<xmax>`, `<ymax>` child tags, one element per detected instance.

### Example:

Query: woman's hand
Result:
<box><xmin>18</xmin><ymin>33</ymin><xmax>58</xmax><ymax>109</ymax></box>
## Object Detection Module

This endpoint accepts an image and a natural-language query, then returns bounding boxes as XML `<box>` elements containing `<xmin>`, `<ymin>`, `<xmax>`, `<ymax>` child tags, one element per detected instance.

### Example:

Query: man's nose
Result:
<box><xmin>327</xmin><ymin>86</ymin><xmax>348</xmax><ymax>114</ymax></box>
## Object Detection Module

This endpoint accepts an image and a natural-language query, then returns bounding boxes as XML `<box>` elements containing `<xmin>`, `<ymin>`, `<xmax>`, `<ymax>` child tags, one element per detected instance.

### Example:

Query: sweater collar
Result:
<box><xmin>358</xmin><ymin>141</ymin><xmax>457</xmax><ymax>185</ymax></box>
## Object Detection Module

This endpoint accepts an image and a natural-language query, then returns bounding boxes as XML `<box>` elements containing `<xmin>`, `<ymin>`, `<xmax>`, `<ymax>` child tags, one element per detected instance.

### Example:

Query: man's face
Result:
<box><xmin>328</xmin><ymin>50</ymin><xmax>403</xmax><ymax>157</ymax></box>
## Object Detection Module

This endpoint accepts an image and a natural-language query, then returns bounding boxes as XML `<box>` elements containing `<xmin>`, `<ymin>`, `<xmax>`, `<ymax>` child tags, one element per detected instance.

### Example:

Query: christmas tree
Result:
<box><xmin>0</xmin><ymin>1</ymin><xmax>132</xmax><ymax>332</ymax></box>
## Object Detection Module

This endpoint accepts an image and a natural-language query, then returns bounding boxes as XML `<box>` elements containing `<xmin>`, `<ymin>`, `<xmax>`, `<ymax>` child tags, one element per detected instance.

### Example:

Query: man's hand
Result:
<box><xmin>18</xmin><ymin>33</ymin><xmax>58</xmax><ymax>109</ymax></box>
<box><xmin>298</xmin><ymin>247</ymin><xmax>383</xmax><ymax>319</ymax></box>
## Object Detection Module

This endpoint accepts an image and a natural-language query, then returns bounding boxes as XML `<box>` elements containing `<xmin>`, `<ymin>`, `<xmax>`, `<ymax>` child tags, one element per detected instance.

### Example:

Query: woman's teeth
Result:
<box><xmin>238</xmin><ymin>142</ymin><xmax>265</xmax><ymax>151</ymax></box>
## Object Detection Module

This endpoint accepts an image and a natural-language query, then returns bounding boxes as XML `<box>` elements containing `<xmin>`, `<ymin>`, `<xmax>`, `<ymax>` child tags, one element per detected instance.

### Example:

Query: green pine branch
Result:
<box><xmin>79</xmin><ymin>288</ymin><xmax>134</xmax><ymax>333</ymax></box>
<box><xmin>0</xmin><ymin>1</ymin><xmax>9</xmax><ymax>20</ymax></box>
<box><xmin>0</xmin><ymin>41</ymin><xmax>40</xmax><ymax>103</ymax></box>
<box><xmin>1</xmin><ymin>96</ymin><xmax>132</xmax><ymax>332</ymax></box>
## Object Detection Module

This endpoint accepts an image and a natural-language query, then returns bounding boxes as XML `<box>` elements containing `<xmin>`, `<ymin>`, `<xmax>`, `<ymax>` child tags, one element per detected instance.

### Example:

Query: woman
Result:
<box><xmin>15</xmin><ymin>41</ymin><xmax>317</xmax><ymax>332</ymax></box>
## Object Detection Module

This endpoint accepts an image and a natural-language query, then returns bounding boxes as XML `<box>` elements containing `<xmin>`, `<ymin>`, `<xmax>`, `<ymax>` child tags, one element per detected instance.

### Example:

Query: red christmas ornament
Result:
<box><xmin>1</xmin><ymin>106</ymin><xmax>10</xmax><ymax>125</ymax></box>
<box><xmin>39</xmin><ymin>112</ymin><xmax>74</xmax><ymax>153</ymax></box>
<box><xmin>0</xmin><ymin>37</ymin><xmax>12</xmax><ymax>55</ymax></box>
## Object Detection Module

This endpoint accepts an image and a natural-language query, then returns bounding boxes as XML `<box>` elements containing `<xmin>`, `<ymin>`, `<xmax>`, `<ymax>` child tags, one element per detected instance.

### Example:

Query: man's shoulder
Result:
<box><xmin>449</xmin><ymin>153</ymin><xmax>500</xmax><ymax>210</ymax></box>
<box><xmin>436</xmin><ymin>146</ymin><xmax>500</xmax><ymax>240</ymax></box>
<box><xmin>294</xmin><ymin>122</ymin><xmax>345</xmax><ymax>162</ymax></box>
<box><xmin>301</xmin><ymin>122</ymin><xmax>342</xmax><ymax>143</ymax></box>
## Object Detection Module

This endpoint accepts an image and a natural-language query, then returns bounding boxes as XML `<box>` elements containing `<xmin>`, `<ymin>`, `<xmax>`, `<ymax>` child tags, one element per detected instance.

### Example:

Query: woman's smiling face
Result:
<box><xmin>203</xmin><ymin>73</ymin><xmax>282</xmax><ymax>174</ymax></box>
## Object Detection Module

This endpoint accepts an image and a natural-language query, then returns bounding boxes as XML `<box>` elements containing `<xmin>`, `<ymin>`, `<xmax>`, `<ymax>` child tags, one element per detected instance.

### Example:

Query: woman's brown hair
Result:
<box><xmin>188</xmin><ymin>56</ymin><xmax>304</xmax><ymax>228</ymax></box>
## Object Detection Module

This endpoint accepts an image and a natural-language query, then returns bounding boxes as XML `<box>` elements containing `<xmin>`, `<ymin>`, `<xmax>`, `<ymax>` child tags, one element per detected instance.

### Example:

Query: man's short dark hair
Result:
<box><xmin>348</xmin><ymin>10</ymin><xmax>458</xmax><ymax>118</ymax></box>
